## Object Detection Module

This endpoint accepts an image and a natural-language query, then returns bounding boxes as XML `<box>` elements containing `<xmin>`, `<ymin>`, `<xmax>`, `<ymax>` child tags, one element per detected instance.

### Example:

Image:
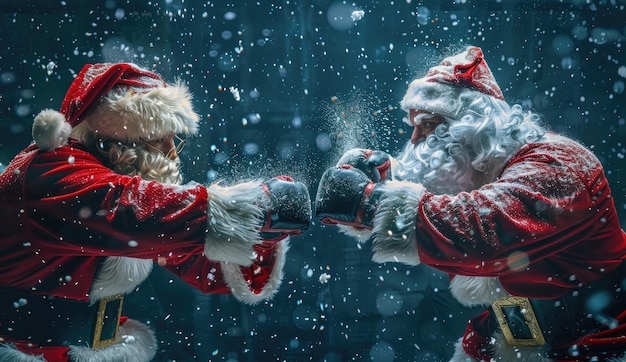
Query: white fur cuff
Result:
<box><xmin>205</xmin><ymin>181</ymin><xmax>266</xmax><ymax>266</ymax></box>
<box><xmin>371</xmin><ymin>180</ymin><xmax>424</xmax><ymax>266</ymax></box>
<box><xmin>221</xmin><ymin>239</ymin><xmax>289</xmax><ymax>304</ymax></box>
<box><xmin>449</xmin><ymin>275</ymin><xmax>510</xmax><ymax>307</ymax></box>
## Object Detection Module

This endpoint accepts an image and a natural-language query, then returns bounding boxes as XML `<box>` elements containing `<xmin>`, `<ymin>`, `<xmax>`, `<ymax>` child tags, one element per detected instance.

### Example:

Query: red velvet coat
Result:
<box><xmin>416</xmin><ymin>134</ymin><xmax>626</xmax><ymax>299</ymax></box>
<box><xmin>373</xmin><ymin>133</ymin><xmax>626</xmax><ymax>360</ymax></box>
<box><xmin>0</xmin><ymin>141</ymin><xmax>284</xmax><ymax>360</ymax></box>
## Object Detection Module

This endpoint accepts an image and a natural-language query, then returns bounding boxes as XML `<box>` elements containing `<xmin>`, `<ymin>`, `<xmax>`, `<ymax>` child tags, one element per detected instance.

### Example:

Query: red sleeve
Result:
<box><xmin>415</xmin><ymin>138</ymin><xmax>626</xmax><ymax>298</ymax></box>
<box><xmin>25</xmin><ymin>145</ymin><xmax>209</xmax><ymax>259</ymax></box>
<box><xmin>161</xmin><ymin>241</ymin><xmax>279</xmax><ymax>295</ymax></box>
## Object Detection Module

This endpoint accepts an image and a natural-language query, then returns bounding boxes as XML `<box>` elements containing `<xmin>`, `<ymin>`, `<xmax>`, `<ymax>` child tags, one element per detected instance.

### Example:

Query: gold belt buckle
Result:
<box><xmin>491</xmin><ymin>296</ymin><xmax>546</xmax><ymax>346</ymax></box>
<box><xmin>92</xmin><ymin>294</ymin><xmax>124</xmax><ymax>350</ymax></box>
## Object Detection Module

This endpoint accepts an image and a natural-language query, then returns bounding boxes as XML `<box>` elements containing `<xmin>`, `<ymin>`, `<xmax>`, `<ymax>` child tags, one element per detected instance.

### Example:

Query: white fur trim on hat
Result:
<box><xmin>85</xmin><ymin>80</ymin><xmax>199</xmax><ymax>142</ymax></box>
<box><xmin>220</xmin><ymin>239</ymin><xmax>289</xmax><ymax>305</ymax></box>
<box><xmin>400</xmin><ymin>79</ymin><xmax>487</xmax><ymax>119</ymax></box>
<box><xmin>204</xmin><ymin>181</ymin><xmax>266</xmax><ymax>266</ymax></box>
<box><xmin>370</xmin><ymin>180</ymin><xmax>424</xmax><ymax>265</ymax></box>
<box><xmin>32</xmin><ymin>109</ymin><xmax>72</xmax><ymax>151</ymax></box>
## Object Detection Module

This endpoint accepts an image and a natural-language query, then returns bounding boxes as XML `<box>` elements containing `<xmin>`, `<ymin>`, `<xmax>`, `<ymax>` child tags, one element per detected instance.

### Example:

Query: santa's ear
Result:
<box><xmin>32</xmin><ymin>109</ymin><xmax>71</xmax><ymax>151</ymax></box>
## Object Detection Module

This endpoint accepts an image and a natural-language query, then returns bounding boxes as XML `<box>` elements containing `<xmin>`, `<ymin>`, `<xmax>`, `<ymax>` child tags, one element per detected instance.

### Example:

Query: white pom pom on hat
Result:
<box><xmin>32</xmin><ymin>63</ymin><xmax>199</xmax><ymax>151</ymax></box>
<box><xmin>32</xmin><ymin>109</ymin><xmax>72</xmax><ymax>151</ymax></box>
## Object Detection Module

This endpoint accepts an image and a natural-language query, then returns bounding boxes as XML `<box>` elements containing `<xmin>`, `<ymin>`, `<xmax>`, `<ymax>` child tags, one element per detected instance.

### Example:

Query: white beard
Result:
<box><xmin>395</xmin><ymin>137</ymin><xmax>476</xmax><ymax>195</ymax></box>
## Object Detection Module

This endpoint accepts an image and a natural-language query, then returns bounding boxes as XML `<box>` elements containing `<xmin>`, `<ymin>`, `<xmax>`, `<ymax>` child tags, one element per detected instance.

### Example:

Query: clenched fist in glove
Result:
<box><xmin>335</xmin><ymin>148</ymin><xmax>397</xmax><ymax>182</ymax></box>
<box><xmin>260</xmin><ymin>176</ymin><xmax>312</xmax><ymax>242</ymax></box>
<box><xmin>315</xmin><ymin>165</ymin><xmax>383</xmax><ymax>230</ymax></box>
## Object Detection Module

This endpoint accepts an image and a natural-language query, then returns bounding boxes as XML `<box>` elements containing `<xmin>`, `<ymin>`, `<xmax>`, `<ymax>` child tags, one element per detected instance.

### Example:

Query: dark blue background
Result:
<box><xmin>1</xmin><ymin>1</ymin><xmax>624</xmax><ymax>360</ymax></box>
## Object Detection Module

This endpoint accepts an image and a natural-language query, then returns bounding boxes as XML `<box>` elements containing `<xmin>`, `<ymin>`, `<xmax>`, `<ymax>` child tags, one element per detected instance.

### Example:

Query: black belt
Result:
<box><xmin>490</xmin><ymin>262</ymin><xmax>626</xmax><ymax>349</ymax></box>
<box><xmin>0</xmin><ymin>289</ymin><xmax>124</xmax><ymax>349</ymax></box>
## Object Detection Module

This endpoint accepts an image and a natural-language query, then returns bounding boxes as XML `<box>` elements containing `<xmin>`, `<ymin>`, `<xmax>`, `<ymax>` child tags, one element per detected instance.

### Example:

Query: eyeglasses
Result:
<box><xmin>141</xmin><ymin>135</ymin><xmax>186</xmax><ymax>159</ymax></box>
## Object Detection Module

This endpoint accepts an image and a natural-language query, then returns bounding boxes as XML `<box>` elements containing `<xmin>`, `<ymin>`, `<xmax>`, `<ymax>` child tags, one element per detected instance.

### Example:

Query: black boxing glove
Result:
<box><xmin>336</xmin><ymin>148</ymin><xmax>395</xmax><ymax>182</ymax></box>
<box><xmin>260</xmin><ymin>176</ymin><xmax>311</xmax><ymax>242</ymax></box>
<box><xmin>314</xmin><ymin>165</ymin><xmax>383</xmax><ymax>229</ymax></box>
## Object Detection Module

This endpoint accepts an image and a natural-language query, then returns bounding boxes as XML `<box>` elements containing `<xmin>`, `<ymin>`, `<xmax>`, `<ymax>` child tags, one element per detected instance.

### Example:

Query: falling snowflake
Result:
<box><xmin>318</xmin><ymin>272</ymin><xmax>331</xmax><ymax>284</ymax></box>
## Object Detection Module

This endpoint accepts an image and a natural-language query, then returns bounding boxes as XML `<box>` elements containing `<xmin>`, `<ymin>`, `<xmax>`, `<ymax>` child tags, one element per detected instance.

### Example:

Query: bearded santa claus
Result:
<box><xmin>0</xmin><ymin>63</ymin><xmax>311</xmax><ymax>361</ymax></box>
<box><xmin>316</xmin><ymin>46</ymin><xmax>626</xmax><ymax>361</ymax></box>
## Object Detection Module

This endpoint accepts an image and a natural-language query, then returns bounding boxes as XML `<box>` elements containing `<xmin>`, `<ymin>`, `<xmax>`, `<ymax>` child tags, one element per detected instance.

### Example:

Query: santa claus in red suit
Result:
<box><xmin>0</xmin><ymin>63</ymin><xmax>311</xmax><ymax>361</ymax></box>
<box><xmin>316</xmin><ymin>46</ymin><xmax>626</xmax><ymax>361</ymax></box>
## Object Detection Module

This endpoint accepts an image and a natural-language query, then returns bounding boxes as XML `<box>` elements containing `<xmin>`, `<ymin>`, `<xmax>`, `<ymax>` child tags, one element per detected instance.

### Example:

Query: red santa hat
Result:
<box><xmin>400</xmin><ymin>46</ymin><xmax>505</xmax><ymax>123</ymax></box>
<box><xmin>32</xmin><ymin>63</ymin><xmax>199</xmax><ymax>151</ymax></box>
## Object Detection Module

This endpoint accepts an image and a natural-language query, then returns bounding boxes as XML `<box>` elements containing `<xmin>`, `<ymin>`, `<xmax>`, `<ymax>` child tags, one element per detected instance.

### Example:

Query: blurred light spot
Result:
<box><xmin>292</xmin><ymin>116</ymin><xmax>302</xmax><ymax>128</ymax></box>
<box><xmin>507</xmin><ymin>57</ymin><xmax>515</xmax><ymax>66</ymax></box>
<box><xmin>206</xmin><ymin>169</ymin><xmax>219</xmax><ymax>182</ymax></box>
<box><xmin>1</xmin><ymin>72</ymin><xmax>16</xmax><ymax>85</ymax></box>
<box><xmin>15</xmin><ymin>105</ymin><xmax>31</xmax><ymax>118</ymax></box>
<box><xmin>591</xmin><ymin>28</ymin><xmax>622</xmax><ymax>45</ymax></box>
<box><xmin>369</xmin><ymin>340</ymin><xmax>395</xmax><ymax>362</ymax></box>
<box><xmin>551</xmin><ymin>34</ymin><xmax>574</xmax><ymax>56</ymax></box>
<box><xmin>213</xmin><ymin>152</ymin><xmax>229</xmax><ymax>165</ymax></box>
<box><xmin>327</xmin><ymin>2</ymin><xmax>355</xmax><ymax>31</ymax></box>
<box><xmin>585</xmin><ymin>290</ymin><xmax>611</xmax><ymax>313</ymax></box>
<box><xmin>114</xmin><ymin>8</ymin><xmax>125</xmax><ymax>20</ymax></box>
<box><xmin>376</xmin><ymin>290</ymin><xmax>403</xmax><ymax>317</ymax></box>
<box><xmin>221</xmin><ymin>30</ymin><xmax>233</xmax><ymax>40</ymax></box>
<box><xmin>247</xmin><ymin>113</ymin><xmax>261</xmax><ymax>124</ymax></box>
<box><xmin>257</xmin><ymin>313</ymin><xmax>268</xmax><ymax>323</ymax></box>
<box><xmin>243</xmin><ymin>142</ymin><xmax>260</xmax><ymax>156</ymax></box>
<box><xmin>561</xmin><ymin>57</ymin><xmax>575</xmax><ymax>70</ymax></box>
<box><xmin>316</xmin><ymin>132</ymin><xmax>332</xmax><ymax>152</ymax></box>
<box><xmin>101</xmin><ymin>37</ymin><xmax>136</xmax><ymax>63</ymax></box>
<box><xmin>224</xmin><ymin>11</ymin><xmax>237</xmax><ymax>21</ymax></box>
<box><xmin>571</xmin><ymin>25</ymin><xmax>588</xmax><ymax>40</ymax></box>
<box><xmin>277</xmin><ymin>141</ymin><xmax>296</xmax><ymax>160</ymax></box>
<box><xmin>507</xmin><ymin>251</ymin><xmax>529</xmax><ymax>271</ymax></box>
<box><xmin>249</xmin><ymin>88</ymin><xmax>260</xmax><ymax>99</ymax></box>
<box><xmin>78</xmin><ymin>207</ymin><xmax>92</xmax><ymax>219</ymax></box>
<box><xmin>416</xmin><ymin>6</ymin><xmax>431</xmax><ymax>26</ymax></box>
<box><xmin>289</xmin><ymin>338</ymin><xmax>299</xmax><ymax>349</ymax></box>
